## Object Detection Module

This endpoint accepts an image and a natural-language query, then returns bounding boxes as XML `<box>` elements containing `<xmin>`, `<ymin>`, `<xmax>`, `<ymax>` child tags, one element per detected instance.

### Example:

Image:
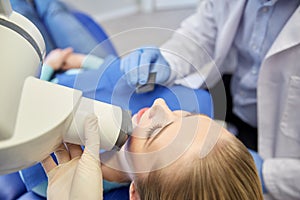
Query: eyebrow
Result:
<box><xmin>145</xmin><ymin>114</ymin><xmax>200</xmax><ymax>147</ymax></box>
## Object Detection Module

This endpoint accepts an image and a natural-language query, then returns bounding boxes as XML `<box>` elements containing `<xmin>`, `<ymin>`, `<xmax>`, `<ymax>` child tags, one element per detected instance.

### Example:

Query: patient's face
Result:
<box><xmin>125</xmin><ymin>98</ymin><xmax>218</xmax><ymax>173</ymax></box>
<box><xmin>128</xmin><ymin>98</ymin><xmax>191</xmax><ymax>152</ymax></box>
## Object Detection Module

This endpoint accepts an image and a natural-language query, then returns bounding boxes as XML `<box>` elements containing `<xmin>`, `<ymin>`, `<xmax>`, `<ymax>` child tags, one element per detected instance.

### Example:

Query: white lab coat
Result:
<box><xmin>161</xmin><ymin>0</ymin><xmax>300</xmax><ymax>199</ymax></box>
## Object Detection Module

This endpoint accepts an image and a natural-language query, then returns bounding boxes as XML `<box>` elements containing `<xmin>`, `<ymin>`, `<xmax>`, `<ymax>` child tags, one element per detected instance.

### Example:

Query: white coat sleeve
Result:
<box><xmin>160</xmin><ymin>0</ymin><xmax>217</xmax><ymax>88</ymax></box>
<box><xmin>263</xmin><ymin>158</ymin><xmax>300</xmax><ymax>200</ymax></box>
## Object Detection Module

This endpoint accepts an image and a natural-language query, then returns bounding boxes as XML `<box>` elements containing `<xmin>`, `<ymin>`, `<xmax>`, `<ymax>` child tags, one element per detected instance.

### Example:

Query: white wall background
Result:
<box><xmin>59</xmin><ymin>0</ymin><xmax>199</xmax><ymax>57</ymax></box>
<box><xmin>61</xmin><ymin>0</ymin><xmax>138</xmax><ymax>22</ymax></box>
<box><xmin>61</xmin><ymin>0</ymin><xmax>199</xmax><ymax>22</ymax></box>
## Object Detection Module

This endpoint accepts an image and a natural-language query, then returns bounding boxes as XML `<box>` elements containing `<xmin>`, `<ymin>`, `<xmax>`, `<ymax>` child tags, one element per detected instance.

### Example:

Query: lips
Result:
<box><xmin>137</xmin><ymin>107</ymin><xmax>149</xmax><ymax>124</ymax></box>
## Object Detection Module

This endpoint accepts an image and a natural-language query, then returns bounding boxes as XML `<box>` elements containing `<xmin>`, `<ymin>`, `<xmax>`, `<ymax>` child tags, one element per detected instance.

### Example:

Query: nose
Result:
<box><xmin>153</xmin><ymin>98</ymin><xmax>167</xmax><ymax>107</ymax></box>
<box><xmin>149</xmin><ymin>98</ymin><xmax>172</xmax><ymax>117</ymax></box>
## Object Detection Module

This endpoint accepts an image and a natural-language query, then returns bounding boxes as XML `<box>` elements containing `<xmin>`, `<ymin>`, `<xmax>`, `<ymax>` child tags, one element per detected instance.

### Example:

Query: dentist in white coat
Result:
<box><xmin>121</xmin><ymin>0</ymin><xmax>300</xmax><ymax>199</ymax></box>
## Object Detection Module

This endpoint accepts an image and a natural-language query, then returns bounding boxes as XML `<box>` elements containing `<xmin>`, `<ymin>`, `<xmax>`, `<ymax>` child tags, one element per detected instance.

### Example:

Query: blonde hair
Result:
<box><xmin>134</xmin><ymin>132</ymin><xmax>263</xmax><ymax>200</ymax></box>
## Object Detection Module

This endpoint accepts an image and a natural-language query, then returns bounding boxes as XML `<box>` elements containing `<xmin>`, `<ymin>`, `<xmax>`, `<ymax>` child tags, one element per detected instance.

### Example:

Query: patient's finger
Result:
<box><xmin>66</xmin><ymin>143</ymin><xmax>83</xmax><ymax>159</ymax></box>
<box><xmin>41</xmin><ymin>155</ymin><xmax>57</xmax><ymax>174</ymax></box>
<box><xmin>54</xmin><ymin>143</ymin><xmax>70</xmax><ymax>164</ymax></box>
<box><xmin>61</xmin><ymin>47</ymin><xmax>73</xmax><ymax>57</ymax></box>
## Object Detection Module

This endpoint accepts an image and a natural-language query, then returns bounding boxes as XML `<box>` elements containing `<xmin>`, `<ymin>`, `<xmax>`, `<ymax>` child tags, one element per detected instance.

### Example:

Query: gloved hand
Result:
<box><xmin>41</xmin><ymin>115</ymin><xmax>103</xmax><ymax>200</ymax></box>
<box><xmin>120</xmin><ymin>46</ymin><xmax>171</xmax><ymax>92</ymax></box>
<box><xmin>248</xmin><ymin>149</ymin><xmax>267</xmax><ymax>193</ymax></box>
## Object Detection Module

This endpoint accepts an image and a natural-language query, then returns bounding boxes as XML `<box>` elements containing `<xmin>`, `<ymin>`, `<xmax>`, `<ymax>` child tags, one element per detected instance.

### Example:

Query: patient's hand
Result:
<box><xmin>44</xmin><ymin>48</ymin><xmax>73</xmax><ymax>70</ymax></box>
<box><xmin>63</xmin><ymin>53</ymin><xmax>86</xmax><ymax>70</ymax></box>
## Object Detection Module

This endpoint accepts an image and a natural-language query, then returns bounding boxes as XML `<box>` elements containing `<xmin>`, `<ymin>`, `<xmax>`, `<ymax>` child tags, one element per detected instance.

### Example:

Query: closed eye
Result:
<box><xmin>145</xmin><ymin>114</ymin><xmax>199</xmax><ymax>146</ymax></box>
<box><xmin>146</xmin><ymin>124</ymin><xmax>163</xmax><ymax>138</ymax></box>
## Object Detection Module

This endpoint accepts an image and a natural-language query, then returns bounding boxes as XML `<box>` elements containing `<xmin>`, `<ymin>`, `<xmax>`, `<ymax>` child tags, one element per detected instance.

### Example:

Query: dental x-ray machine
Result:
<box><xmin>0</xmin><ymin>0</ymin><xmax>132</xmax><ymax>175</ymax></box>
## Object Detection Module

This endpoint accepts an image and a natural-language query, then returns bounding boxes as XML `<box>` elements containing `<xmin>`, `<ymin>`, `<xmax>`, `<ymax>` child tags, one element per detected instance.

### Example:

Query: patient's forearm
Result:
<box><xmin>81</xmin><ymin>54</ymin><xmax>104</xmax><ymax>69</ymax></box>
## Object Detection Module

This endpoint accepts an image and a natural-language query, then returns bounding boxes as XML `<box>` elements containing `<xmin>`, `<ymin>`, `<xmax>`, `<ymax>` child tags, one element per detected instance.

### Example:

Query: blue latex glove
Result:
<box><xmin>248</xmin><ymin>149</ymin><xmax>267</xmax><ymax>193</ymax></box>
<box><xmin>120</xmin><ymin>46</ymin><xmax>170</xmax><ymax>92</ymax></box>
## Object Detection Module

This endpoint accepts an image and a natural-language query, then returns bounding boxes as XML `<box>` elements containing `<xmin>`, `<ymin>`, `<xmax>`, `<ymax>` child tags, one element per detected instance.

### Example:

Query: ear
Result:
<box><xmin>129</xmin><ymin>181</ymin><xmax>141</xmax><ymax>200</ymax></box>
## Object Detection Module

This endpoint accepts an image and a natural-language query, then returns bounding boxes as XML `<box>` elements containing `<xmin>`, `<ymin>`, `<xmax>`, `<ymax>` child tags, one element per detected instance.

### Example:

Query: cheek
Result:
<box><xmin>137</xmin><ymin>108</ymin><xmax>149</xmax><ymax>123</ymax></box>
<box><xmin>133</xmin><ymin>113</ymin><xmax>154</xmax><ymax>131</ymax></box>
<box><xmin>146</xmin><ymin>137</ymin><xmax>170</xmax><ymax>152</ymax></box>
<box><xmin>126</xmin><ymin>136</ymin><xmax>146</xmax><ymax>153</ymax></box>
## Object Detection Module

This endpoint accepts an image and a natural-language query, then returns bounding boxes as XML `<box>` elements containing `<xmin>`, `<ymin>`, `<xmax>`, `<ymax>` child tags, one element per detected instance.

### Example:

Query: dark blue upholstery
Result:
<box><xmin>0</xmin><ymin>172</ymin><xmax>129</xmax><ymax>200</ymax></box>
<box><xmin>72</xmin><ymin>11</ymin><xmax>117</xmax><ymax>56</ymax></box>
<box><xmin>0</xmin><ymin>172</ymin><xmax>27</xmax><ymax>200</ymax></box>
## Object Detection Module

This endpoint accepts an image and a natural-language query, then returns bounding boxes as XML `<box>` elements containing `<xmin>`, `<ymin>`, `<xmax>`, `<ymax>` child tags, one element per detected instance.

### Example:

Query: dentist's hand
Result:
<box><xmin>120</xmin><ymin>47</ymin><xmax>170</xmax><ymax>92</ymax></box>
<box><xmin>249</xmin><ymin>149</ymin><xmax>267</xmax><ymax>193</ymax></box>
<box><xmin>42</xmin><ymin>115</ymin><xmax>103</xmax><ymax>200</ymax></box>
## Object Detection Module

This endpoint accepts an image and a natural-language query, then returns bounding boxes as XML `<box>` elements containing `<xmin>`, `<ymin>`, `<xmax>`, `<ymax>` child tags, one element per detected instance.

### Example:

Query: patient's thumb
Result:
<box><xmin>83</xmin><ymin>114</ymin><xmax>101</xmax><ymax>160</ymax></box>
